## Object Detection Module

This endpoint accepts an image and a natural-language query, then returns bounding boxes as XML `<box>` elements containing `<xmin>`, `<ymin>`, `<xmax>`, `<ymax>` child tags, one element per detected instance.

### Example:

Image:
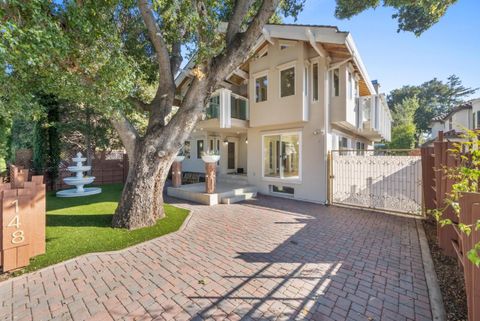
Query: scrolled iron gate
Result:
<box><xmin>327</xmin><ymin>149</ymin><xmax>423</xmax><ymax>217</ymax></box>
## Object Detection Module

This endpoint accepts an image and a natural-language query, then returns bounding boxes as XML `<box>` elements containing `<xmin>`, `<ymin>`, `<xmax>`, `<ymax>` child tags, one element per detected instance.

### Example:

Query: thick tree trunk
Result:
<box><xmin>112</xmin><ymin>138</ymin><xmax>175</xmax><ymax>230</ymax></box>
<box><xmin>111</xmin><ymin>0</ymin><xmax>279</xmax><ymax>230</ymax></box>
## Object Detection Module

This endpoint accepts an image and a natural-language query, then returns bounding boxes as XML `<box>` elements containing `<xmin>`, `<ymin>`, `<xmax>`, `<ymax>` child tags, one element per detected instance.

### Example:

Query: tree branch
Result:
<box><xmin>129</xmin><ymin>97</ymin><xmax>151</xmax><ymax>113</ymax></box>
<box><xmin>214</xmin><ymin>0</ymin><xmax>280</xmax><ymax>82</ymax></box>
<box><xmin>166</xmin><ymin>0</ymin><xmax>280</xmax><ymax>148</ymax></box>
<box><xmin>137</xmin><ymin>0</ymin><xmax>173</xmax><ymax>88</ymax></box>
<box><xmin>170</xmin><ymin>40</ymin><xmax>182</xmax><ymax>76</ymax></box>
<box><xmin>110</xmin><ymin>112</ymin><xmax>139</xmax><ymax>167</ymax></box>
<box><xmin>226</xmin><ymin>0</ymin><xmax>253</xmax><ymax>45</ymax></box>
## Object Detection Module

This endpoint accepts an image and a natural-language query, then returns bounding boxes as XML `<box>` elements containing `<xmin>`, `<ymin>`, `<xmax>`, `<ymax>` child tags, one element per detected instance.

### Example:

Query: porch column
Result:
<box><xmin>171</xmin><ymin>161</ymin><xmax>182</xmax><ymax>188</ymax></box>
<box><xmin>205</xmin><ymin>162</ymin><xmax>217</xmax><ymax>194</ymax></box>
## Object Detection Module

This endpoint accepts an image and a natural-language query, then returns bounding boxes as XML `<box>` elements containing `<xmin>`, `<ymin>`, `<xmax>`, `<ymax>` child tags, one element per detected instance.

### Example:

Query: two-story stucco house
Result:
<box><xmin>170</xmin><ymin>24</ymin><xmax>392</xmax><ymax>204</ymax></box>
<box><xmin>428</xmin><ymin>98</ymin><xmax>480</xmax><ymax>139</ymax></box>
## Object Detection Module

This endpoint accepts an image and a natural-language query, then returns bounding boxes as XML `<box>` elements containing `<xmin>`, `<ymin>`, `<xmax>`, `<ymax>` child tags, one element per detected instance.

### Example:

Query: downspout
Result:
<box><xmin>324</xmin><ymin>57</ymin><xmax>331</xmax><ymax>205</ymax></box>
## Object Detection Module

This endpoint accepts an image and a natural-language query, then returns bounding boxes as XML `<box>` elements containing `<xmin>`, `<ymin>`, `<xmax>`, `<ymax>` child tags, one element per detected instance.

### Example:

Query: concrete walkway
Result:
<box><xmin>0</xmin><ymin>196</ymin><xmax>433</xmax><ymax>321</ymax></box>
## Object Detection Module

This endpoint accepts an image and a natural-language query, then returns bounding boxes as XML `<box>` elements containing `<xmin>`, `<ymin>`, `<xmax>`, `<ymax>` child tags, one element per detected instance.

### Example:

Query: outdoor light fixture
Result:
<box><xmin>245</xmin><ymin>138</ymin><xmax>248</xmax><ymax>144</ymax></box>
<box><xmin>223</xmin><ymin>137</ymin><xmax>229</xmax><ymax>144</ymax></box>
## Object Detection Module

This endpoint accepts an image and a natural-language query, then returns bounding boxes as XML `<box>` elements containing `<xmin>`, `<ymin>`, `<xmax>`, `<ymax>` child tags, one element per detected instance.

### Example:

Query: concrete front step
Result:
<box><xmin>221</xmin><ymin>192</ymin><xmax>257</xmax><ymax>204</ymax></box>
<box><xmin>167</xmin><ymin>183</ymin><xmax>257</xmax><ymax>206</ymax></box>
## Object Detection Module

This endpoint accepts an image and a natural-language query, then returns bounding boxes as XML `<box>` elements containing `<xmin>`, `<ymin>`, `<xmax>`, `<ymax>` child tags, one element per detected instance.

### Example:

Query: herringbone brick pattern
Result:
<box><xmin>0</xmin><ymin>195</ymin><xmax>432</xmax><ymax>321</ymax></box>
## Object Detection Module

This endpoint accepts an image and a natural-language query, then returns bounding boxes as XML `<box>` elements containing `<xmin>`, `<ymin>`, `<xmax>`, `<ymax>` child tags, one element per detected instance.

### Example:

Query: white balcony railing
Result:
<box><xmin>204</xmin><ymin>89</ymin><xmax>249</xmax><ymax>128</ymax></box>
<box><xmin>357</xmin><ymin>94</ymin><xmax>392</xmax><ymax>141</ymax></box>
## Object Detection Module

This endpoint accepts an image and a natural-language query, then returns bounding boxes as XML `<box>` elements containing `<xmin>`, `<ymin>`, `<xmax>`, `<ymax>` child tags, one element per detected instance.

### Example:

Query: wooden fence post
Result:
<box><xmin>420</xmin><ymin>146</ymin><xmax>436</xmax><ymax>212</ymax></box>
<box><xmin>433</xmin><ymin>133</ymin><xmax>459</xmax><ymax>257</ymax></box>
<box><xmin>459</xmin><ymin>192</ymin><xmax>480</xmax><ymax>321</ymax></box>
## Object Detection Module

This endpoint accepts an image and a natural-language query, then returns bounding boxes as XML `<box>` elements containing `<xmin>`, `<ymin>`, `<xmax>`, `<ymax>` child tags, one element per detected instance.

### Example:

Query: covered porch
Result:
<box><xmin>167</xmin><ymin>176</ymin><xmax>257</xmax><ymax>205</ymax></box>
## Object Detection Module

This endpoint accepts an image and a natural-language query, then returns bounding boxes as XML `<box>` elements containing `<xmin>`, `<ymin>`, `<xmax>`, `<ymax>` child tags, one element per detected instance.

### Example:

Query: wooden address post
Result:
<box><xmin>0</xmin><ymin>166</ymin><xmax>46</xmax><ymax>272</ymax></box>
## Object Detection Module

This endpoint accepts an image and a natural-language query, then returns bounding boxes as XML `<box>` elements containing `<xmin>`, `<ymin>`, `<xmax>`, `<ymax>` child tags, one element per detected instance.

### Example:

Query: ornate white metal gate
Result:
<box><xmin>328</xmin><ymin>150</ymin><xmax>423</xmax><ymax>217</ymax></box>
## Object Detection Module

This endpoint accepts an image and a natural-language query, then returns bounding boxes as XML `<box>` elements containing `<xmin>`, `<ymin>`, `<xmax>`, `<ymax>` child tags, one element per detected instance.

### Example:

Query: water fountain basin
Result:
<box><xmin>56</xmin><ymin>187</ymin><xmax>102</xmax><ymax>197</ymax></box>
<box><xmin>56</xmin><ymin>152</ymin><xmax>102</xmax><ymax>198</ymax></box>
<box><xmin>67</xmin><ymin>165</ymin><xmax>91</xmax><ymax>172</ymax></box>
<box><xmin>72</xmin><ymin>156</ymin><xmax>87</xmax><ymax>163</ymax></box>
<box><xmin>63</xmin><ymin>176</ymin><xmax>95</xmax><ymax>186</ymax></box>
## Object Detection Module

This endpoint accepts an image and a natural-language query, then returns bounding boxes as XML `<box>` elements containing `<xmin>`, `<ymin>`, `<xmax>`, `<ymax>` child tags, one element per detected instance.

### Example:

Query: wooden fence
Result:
<box><xmin>0</xmin><ymin>166</ymin><xmax>46</xmax><ymax>272</ymax></box>
<box><xmin>53</xmin><ymin>152</ymin><xmax>129</xmax><ymax>191</ymax></box>
<box><xmin>421</xmin><ymin>132</ymin><xmax>480</xmax><ymax>321</ymax></box>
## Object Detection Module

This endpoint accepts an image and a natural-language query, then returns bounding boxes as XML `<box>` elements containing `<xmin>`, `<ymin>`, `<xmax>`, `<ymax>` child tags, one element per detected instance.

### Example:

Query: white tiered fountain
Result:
<box><xmin>56</xmin><ymin>152</ymin><xmax>102</xmax><ymax>197</ymax></box>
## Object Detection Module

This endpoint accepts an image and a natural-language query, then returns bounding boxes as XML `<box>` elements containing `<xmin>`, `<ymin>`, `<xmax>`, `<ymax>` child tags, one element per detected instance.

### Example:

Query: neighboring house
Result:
<box><xmin>174</xmin><ymin>24</ymin><xmax>392</xmax><ymax>204</ymax></box>
<box><xmin>428</xmin><ymin>98</ymin><xmax>480</xmax><ymax>139</ymax></box>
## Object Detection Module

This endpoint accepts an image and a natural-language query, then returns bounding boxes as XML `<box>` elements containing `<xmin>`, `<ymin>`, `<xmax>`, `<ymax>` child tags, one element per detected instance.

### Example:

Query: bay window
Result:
<box><xmin>263</xmin><ymin>132</ymin><xmax>301</xmax><ymax>180</ymax></box>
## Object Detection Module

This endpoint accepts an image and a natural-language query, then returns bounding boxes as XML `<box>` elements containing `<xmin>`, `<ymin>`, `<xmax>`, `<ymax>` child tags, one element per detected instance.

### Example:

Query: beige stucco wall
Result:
<box><xmin>249</xmin><ymin>40</ymin><xmax>308</xmax><ymax>127</ymax></box>
<box><xmin>330</xmin><ymin>64</ymin><xmax>357</xmax><ymax>127</ymax></box>
<box><xmin>450</xmin><ymin>109</ymin><xmax>471</xmax><ymax>131</ymax></box>
<box><xmin>246</xmin><ymin>46</ymin><xmax>329</xmax><ymax>203</ymax></box>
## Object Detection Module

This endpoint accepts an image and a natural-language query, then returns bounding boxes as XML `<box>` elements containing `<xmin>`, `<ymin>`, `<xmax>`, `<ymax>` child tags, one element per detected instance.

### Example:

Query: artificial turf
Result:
<box><xmin>19</xmin><ymin>184</ymin><xmax>189</xmax><ymax>273</ymax></box>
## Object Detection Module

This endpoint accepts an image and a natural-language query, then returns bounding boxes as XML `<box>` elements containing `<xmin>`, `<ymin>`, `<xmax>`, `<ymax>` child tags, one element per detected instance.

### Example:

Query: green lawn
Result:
<box><xmin>20</xmin><ymin>184</ymin><xmax>189</xmax><ymax>273</ymax></box>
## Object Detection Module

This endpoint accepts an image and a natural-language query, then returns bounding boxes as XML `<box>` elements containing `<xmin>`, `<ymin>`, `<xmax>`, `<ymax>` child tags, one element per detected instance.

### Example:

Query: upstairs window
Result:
<box><xmin>312</xmin><ymin>63</ymin><xmax>319</xmax><ymax>102</ymax></box>
<box><xmin>348</xmin><ymin>72</ymin><xmax>353</xmax><ymax>100</ymax></box>
<box><xmin>333</xmin><ymin>69</ymin><xmax>339</xmax><ymax>97</ymax></box>
<box><xmin>280</xmin><ymin>67</ymin><xmax>295</xmax><ymax>97</ymax></box>
<box><xmin>477</xmin><ymin>111</ymin><xmax>480</xmax><ymax>129</ymax></box>
<box><xmin>304</xmin><ymin>67</ymin><xmax>308</xmax><ymax>97</ymax></box>
<box><xmin>448</xmin><ymin>118</ymin><xmax>453</xmax><ymax>130</ymax></box>
<box><xmin>473</xmin><ymin>112</ymin><xmax>476</xmax><ymax>129</ymax></box>
<box><xmin>255</xmin><ymin>75</ymin><xmax>268</xmax><ymax>102</ymax></box>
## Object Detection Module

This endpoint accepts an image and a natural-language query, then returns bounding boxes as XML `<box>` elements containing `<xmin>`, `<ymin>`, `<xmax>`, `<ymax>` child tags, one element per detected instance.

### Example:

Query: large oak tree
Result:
<box><xmin>0</xmin><ymin>0</ymin><xmax>457</xmax><ymax>229</ymax></box>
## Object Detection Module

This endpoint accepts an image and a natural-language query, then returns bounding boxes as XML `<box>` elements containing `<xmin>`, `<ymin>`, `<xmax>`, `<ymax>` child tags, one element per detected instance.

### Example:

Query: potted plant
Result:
<box><xmin>201</xmin><ymin>150</ymin><xmax>220</xmax><ymax>163</ymax></box>
<box><xmin>175</xmin><ymin>152</ymin><xmax>185</xmax><ymax>163</ymax></box>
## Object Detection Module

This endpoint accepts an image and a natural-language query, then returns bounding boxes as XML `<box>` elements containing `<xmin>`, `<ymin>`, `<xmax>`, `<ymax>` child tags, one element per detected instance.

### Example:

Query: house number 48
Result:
<box><xmin>8</xmin><ymin>200</ymin><xmax>25</xmax><ymax>244</ymax></box>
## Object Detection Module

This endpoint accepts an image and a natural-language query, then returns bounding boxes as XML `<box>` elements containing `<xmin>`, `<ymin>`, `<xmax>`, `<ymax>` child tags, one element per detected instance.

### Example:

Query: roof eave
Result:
<box><xmin>344</xmin><ymin>34</ymin><xmax>376</xmax><ymax>95</ymax></box>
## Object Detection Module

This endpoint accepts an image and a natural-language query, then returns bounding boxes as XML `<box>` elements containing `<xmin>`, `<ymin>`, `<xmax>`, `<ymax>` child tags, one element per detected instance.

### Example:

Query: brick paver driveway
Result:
<box><xmin>0</xmin><ymin>196</ymin><xmax>433</xmax><ymax>321</ymax></box>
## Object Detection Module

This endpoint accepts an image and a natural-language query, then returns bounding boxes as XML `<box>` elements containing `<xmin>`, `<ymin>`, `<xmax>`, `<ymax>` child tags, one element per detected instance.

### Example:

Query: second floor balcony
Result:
<box><xmin>202</xmin><ymin>89</ymin><xmax>249</xmax><ymax>130</ymax></box>
<box><xmin>357</xmin><ymin>95</ymin><xmax>392</xmax><ymax>142</ymax></box>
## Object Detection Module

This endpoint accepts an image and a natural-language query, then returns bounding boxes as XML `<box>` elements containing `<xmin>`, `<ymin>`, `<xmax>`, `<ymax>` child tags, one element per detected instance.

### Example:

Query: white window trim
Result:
<box><xmin>278</xmin><ymin>64</ymin><xmax>296</xmax><ymax>98</ymax></box>
<box><xmin>261</xmin><ymin>131</ymin><xmax>302</xmax><ymax>183</ymax></box>
<box><xmin>253</xmin><ymin>71</ymin><xmax>269</xmax><ymax>103</ymax></box>
<box><xmin>270</xmin><ymin>185</ymin><xmax>295</xmax><ymax>198</ymax></box>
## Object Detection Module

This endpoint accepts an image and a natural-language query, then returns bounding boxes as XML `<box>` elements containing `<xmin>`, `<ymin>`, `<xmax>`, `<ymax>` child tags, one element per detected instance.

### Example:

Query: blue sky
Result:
<box><xmin>284</xmin><ymin>0</ymin><xmax>480</xmax><ymax>97</ymax></box>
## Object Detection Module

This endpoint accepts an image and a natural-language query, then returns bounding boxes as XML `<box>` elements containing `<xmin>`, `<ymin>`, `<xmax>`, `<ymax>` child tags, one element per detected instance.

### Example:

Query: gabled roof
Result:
<box><xmin>175</xmin><ymin>23</ymin><xmax>377</xmax><ymax>96</ymax></box>
<box><xmin>261</xmin><ymin>24</ymin><xmax>375</xmax><ymax>95</ymax></box>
